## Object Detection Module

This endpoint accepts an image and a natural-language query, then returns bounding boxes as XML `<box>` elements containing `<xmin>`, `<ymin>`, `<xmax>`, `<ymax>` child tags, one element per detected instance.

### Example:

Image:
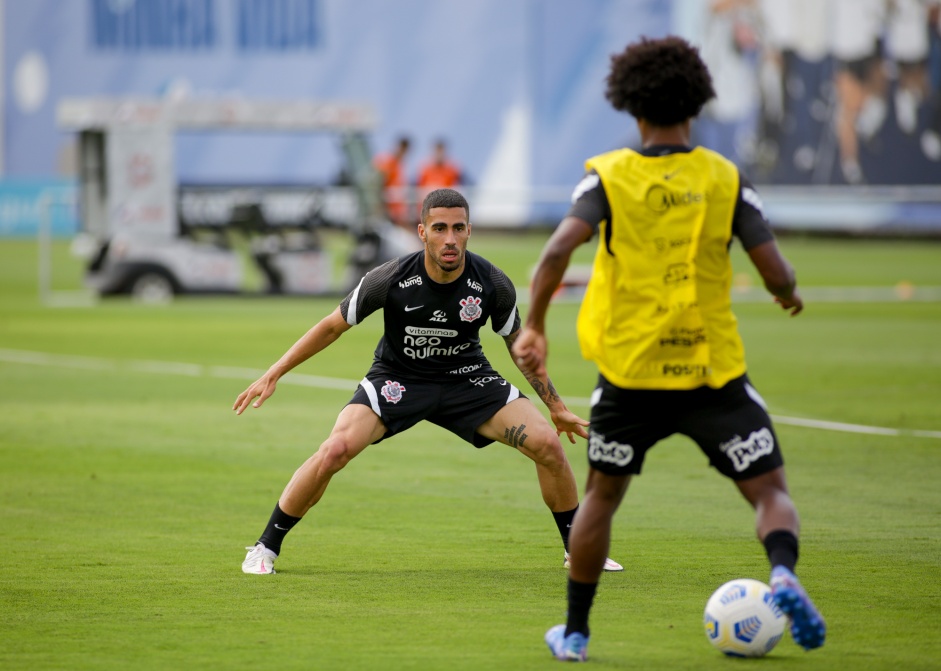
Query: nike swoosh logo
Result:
<box><xmin>274</xmin><ymin>524</ymin><xmax>289</xmax><ymax>531</ymax></box>
<box><xmin>404</xmin><ymin>305</ymin><xmax>423</xmax><ymax>312</ymax></box>
<box><xmin>664</xmin><ymin>169</ymin><xmax>682</xmax><ymax>180</ymax></box>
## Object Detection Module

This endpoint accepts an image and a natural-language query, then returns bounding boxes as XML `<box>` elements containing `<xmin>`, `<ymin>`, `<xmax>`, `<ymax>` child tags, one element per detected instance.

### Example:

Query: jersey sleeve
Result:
<box><xmin>339</xmin><ymin>258</ymin><xmax>399</xmax><ymax>325</ymax></box>
<box><xmin>565</xmin><ymin>170</ymin><xmax>609</xmax><ymax>235</ymax></box>
<box><xmin>732</xmin><ymin>173</ymin><xmax>775</xmax><ymax>250</ymax></box>
<box><xmin>489</xmin><ymin>264</ymin><xmax>521</xmax><ymax>337</ymax></box>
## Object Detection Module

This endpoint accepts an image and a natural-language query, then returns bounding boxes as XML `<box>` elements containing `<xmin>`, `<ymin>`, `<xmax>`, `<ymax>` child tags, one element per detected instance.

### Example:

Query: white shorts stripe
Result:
<box><xmin>359</xmin><ymin>377</ymin><xmax>381</xmax><ymax>415</ymax></box>
<box><xmin>745</xmin><ymin>382</ymin><xmax>768</xmax><ymax>411</ymax></box>
<box><xmin>506</xmin><ymin>384</ymin><xmax>520</xmax><ymax>405</ymax></box>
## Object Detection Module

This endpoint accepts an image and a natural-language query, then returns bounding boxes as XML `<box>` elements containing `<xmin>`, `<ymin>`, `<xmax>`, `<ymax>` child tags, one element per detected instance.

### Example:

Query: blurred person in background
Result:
<box><xmin>513</xmin><ymin>36</ymin><xmax>826</xmax><ymax>662</ymax></box>
<box><xmin>753</xmin><ymin>0</ymin><xmax>831</xmax><ymax>180</ymax></box>
<box><xmin>416</xmin><ymin>138</ymin><xmax>465</xmax><ymax>219</ymax></box>
<box><xmin>674</xmin><ymin>0</ymin><xmax>763</xmax><ymax>171</ymax></box>
<box><xmin>374</xmin><ymin>135</ymin><xmax>413</xmax><ymax>229</ymax></box>
<box><xmin>922</xmin><ymin>1</ymin><xmax>941</xmax><ymax>159</ymax></box>
<box><xmin>884</xmin><ymin>0</ymin><xmax>932</xmax><ymax>135</ymax></box>
<box><xmin>831</xmin><ymin>0</ymin><xmax>890</xmax><ymax>184</ymax></box>
<box><xmin>235</xmin><ymin>188</ymin><xmax>623</xmax><ymax>578</ymax></box>
<box><xmin>417</xmin><ymin>138</ymin><xmax>464</xmax><ymax>190</ymax></box>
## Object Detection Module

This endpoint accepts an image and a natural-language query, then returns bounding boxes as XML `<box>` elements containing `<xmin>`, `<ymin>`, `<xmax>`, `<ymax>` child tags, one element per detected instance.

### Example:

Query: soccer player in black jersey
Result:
<box><xmin>234</xmin><ymin>188</ymin><xmax>623</xmax><ymax>576</ymax></box>
<box><xmin>513</xmin><ymin>37</ymin><xmax>826</xmax><ymax>661</ymax></box>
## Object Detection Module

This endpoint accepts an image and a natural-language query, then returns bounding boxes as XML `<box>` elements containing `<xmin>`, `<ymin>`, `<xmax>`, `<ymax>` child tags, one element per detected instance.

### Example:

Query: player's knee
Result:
<box><xmin>317</xmin><ymin>437</ymin><xmax>355</xmax><ymax>474</ymax></box>
<box><xmin>528</xmin><ymin>429</ymin><xmax>568</xmax><ymax>470</ymax></box>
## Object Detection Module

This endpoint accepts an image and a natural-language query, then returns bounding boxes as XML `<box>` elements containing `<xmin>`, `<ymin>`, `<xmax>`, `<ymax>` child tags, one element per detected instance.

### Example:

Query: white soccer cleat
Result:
<box><xmin>564</xmin><ymin>551</ymin><xmax>624</xmax><ymax>572</ymax></box>
<box><xmin>242</xmin><ymin>543</ymin><xmax>277</xmax><ymax>575</ymax></box>
<box><xmin>545</xmin><ymin>623</ymin><xmax>589</xmax><ymax>662</ymax></box>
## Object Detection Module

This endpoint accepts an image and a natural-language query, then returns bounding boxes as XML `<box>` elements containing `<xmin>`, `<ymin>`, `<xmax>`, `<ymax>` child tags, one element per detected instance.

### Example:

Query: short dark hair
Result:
<box><xmin>605</xmin><ymin>36</ymin><xmax>715</xmax><ymax>126</ymax></box>
<box><xmin>421</xmin><ymin>188</ymin><xmax>469</xmax><ymax>223</ymax></box>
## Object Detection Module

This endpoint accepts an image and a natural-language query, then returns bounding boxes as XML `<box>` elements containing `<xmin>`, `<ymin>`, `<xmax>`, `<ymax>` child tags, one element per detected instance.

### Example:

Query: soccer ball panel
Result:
<box><xmin>703</xmin><ymin>578</ymin><xmax>786</xmax><ymax>657</ymax></box>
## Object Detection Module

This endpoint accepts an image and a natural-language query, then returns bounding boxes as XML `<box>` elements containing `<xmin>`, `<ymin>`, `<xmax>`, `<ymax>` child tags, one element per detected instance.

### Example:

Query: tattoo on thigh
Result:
<box><xmin>505</xmin><ymin>424</ymin><xmax>529</xmax><ymax>448</ymax></box>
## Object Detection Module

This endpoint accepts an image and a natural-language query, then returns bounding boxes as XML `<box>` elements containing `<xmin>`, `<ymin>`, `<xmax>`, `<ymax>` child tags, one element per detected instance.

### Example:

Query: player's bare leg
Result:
<box><xmin>736</xmin><ymin>467</ymin><xmax>826</xmax><ymax>650</ymax></box>
<box><xmin>242</xmin><ymin>403</ymin><xmax>385</xmax><ymax>575</ymax></box>
<box><xmin>479</xmin><ymin>398</ymin><xmax>578</xmax><ymax>511</ymax></box>
<box><xmin>566</xmin><ymin>469</ymin><xmax>630</xmax><ymax>583</ymax></box>
<box><xmin>478</xmin><ymin>399</ymin><xmax>623</xmax><ymax>571</ymax></box>
<box><xmin>735</xmin><ymin>466</ymin><xmax>798</xmax><ymax>539</ymax></box>
<box><xmin>546</xmin><ymin>468</ymin><xmax>630</xmax><ymax>660</ymax></box>
<box><xmin>280</xmin><ymin>403</ymin><xmax>387</xmax><ymax>516</ymax></box>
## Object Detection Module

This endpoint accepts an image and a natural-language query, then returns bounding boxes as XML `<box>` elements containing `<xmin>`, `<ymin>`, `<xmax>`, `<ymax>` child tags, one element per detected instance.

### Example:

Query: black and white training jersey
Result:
<box><xmin>339</xmin><ymin>250</ymin><xmax>521</xmax><ymax>378</ymax></box>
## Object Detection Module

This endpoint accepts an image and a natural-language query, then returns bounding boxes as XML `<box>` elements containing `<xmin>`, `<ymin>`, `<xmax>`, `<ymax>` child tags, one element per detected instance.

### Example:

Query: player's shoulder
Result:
<box><xmin>373</xmin><ymin>251</ymin><xmax>421</xmax><ymax>284</ymax></box>
<box><xmin>691</xmin><ymin>145</ymin><xmax>740</xmax><ymax>174</ymax></box>
<box><xmin>466</xmin><ymin>250</ymin><xmax>511</xmax><ymax>282</ymax></box>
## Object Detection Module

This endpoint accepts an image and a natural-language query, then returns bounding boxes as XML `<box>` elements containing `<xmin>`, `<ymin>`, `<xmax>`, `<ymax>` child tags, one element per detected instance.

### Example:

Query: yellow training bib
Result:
<box><xmin>577</xmin><ymin>147</ymin><xmax>746</xmax><ymax>389</ymax></box>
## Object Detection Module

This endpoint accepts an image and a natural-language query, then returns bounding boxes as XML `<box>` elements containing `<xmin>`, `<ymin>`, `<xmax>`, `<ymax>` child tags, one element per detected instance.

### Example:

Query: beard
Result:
<box><xmin>432</xmin><ymin>246</ymin><xmax>463</xmax><ymax>272</ymax></box>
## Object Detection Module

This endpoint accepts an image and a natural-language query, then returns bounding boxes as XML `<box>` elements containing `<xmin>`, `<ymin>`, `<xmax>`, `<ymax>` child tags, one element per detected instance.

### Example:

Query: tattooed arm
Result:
<box><xmin>503</xmin><ymin>329</ymin><xmax>589</xmax><ymax>443</ymax></box>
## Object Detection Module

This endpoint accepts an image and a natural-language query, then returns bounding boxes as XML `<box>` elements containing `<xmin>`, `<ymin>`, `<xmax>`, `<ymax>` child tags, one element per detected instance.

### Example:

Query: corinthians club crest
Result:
<box><xmin>380</xmin><ymin>380</ymin><xmax>406</xmax><ymax>404</ymax></box>
<box><xmin>459</xmin><ymin>295</ymin><xmax>482</xmax><ymax>322</ymax></box>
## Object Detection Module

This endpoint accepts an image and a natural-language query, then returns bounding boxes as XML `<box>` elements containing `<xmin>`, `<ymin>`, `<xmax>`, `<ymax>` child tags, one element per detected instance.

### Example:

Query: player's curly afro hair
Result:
<box><xmin>605</xmin><ymin>36</ymin><xmax>715</xmax><ymax>126</ymax></box>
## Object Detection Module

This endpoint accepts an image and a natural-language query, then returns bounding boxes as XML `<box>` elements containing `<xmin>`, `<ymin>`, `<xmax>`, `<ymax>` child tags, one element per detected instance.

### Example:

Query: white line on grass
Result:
<box><xmin>2</xmin><ymin>347</ymin><xmax>940</xmax><ymax>440</ymax></box>
<box><xmin>517</xmin><ymin>285</ymin><xmax>941</xmax><ymax>304</ymax></box>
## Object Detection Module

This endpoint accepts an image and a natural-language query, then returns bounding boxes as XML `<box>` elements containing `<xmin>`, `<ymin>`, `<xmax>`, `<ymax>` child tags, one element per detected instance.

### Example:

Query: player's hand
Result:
<box><xmin>550</xmin><ymin>407</ymin><xmax>590</xmax><ymax>444</ymax></box>
<box><xmin>775</xmin><ymin>288</ymin><xmax>803</xmax><ymax>316</ymax></box>
<box><xmin>512</xmin><ymin>327</ymin><xmax>548</xmax><ymax>378</ymax></box>
<box><xmin>233</xmin><ymin>373</ymin><xmax>278</xmax><ymax>415</ymax></box>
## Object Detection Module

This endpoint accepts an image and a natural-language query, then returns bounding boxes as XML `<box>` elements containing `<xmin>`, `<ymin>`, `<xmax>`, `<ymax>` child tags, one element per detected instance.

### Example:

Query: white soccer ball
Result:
<box><xmin>703</xmin><ymin>578</ymin><xmax>787</xmax><ymax>657</ymax></box>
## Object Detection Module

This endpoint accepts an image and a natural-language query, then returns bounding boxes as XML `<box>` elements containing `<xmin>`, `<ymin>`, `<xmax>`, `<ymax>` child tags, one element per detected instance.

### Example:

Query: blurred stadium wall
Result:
<box><xmin>2</xmin><ymin>0</ymin><xmax>940</xmax><ymax>235</ymax></box>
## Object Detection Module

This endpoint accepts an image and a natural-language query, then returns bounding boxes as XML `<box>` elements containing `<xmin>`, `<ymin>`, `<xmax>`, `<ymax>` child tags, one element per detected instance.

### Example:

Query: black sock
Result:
<box><xmin>763</xmin><ymin>529</ymin><xmax>799</xmax><ymax>573</ymax></box>
<box><xmin>257</xmin><ymin>503</ymin><xmax>302</xmax><ymax>556</ymax></box>
<box><xmin>565</xmin><ymin>577</ymin><xmax>597</xmax><ymax>637</ymax></box>
<box><xmin>553</xmin><ymin>506</ymin><xmax>578</xmax><ymax>552</ymax></box>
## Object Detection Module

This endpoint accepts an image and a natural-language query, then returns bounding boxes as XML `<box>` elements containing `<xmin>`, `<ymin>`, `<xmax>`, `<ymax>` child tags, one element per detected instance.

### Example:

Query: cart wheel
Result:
<box><xmin>131</xmin><ymin>271</ymin><xmax>175</xmax><ymax>303</ymax></box>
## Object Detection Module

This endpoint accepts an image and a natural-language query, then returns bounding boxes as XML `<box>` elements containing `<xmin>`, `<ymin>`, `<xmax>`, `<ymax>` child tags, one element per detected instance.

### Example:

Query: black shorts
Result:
<box><xmin>587</xmin><ymin>374</ymin><xmax>783</xmax><ymax>480</ymax></box>
<box><xmin>349</xmin><ymin>365</ymin><xmax>525</xmax><ymax>448</ymax></box>
<box><xmin>836</xmin><ymin>50</ymin><xmax>883</xmax><ymax>82</ymax></box>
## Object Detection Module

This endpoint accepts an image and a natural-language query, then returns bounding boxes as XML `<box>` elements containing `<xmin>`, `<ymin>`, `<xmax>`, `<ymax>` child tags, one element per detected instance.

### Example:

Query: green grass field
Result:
<box><xmin>1</xmin><ymin>234</ymin><xmax>940</xmax><ymax>670</ymax></box>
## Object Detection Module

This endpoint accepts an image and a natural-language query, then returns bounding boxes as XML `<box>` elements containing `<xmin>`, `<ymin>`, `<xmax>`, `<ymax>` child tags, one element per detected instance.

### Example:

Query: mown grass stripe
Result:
<box><xmin>3</xmin><ymin>347</ymin><xmax>939</xmax><ymax>440</ymax></box>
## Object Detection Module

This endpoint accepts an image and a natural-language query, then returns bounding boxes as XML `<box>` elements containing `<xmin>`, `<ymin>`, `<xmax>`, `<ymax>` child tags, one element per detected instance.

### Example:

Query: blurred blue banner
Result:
<box><xmin>3</xmin><ymin>0</ymin><xmax>940</xmax><ymax>232</ymax></box>
<box><xmin>0</xmin><ymin>181</ymin><xmax>77</xmax><ymax>236</ymax></box>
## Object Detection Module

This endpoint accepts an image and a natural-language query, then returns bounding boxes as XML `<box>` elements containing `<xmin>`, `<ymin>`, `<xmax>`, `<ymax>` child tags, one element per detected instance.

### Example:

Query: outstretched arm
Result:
<box><xmin>512</xmin><ymin>216</ymin><xmax>594</xmax><ymax>376</ymax></box>
<box><xmin>747</xmin><ymin>239</ymin><xmax>803</xmax><ymax>316</ymax></box>
<box><xmin>503</xmin><ymin>329</ymin><xmax>589</xmax><ymax>443</ymax></box>
<box><xmin>233</xmin><ymin>306</ymin><xmax>352</xmax><ymax>414</ymax></box>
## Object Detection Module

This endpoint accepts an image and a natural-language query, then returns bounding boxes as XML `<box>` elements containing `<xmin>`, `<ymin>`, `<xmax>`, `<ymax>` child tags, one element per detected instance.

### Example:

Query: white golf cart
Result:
<box><xmin>57</xmin><ymin>97</ymin><xmax>415</xmax><ymax>301</ymax></box>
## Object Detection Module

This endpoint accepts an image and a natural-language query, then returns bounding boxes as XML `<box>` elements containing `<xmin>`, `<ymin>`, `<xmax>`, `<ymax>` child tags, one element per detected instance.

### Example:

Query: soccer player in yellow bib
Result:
<box><xmin>513</xmin><ymin>36</ymin><xmax>826</xmax><ymax>662</ymax></box>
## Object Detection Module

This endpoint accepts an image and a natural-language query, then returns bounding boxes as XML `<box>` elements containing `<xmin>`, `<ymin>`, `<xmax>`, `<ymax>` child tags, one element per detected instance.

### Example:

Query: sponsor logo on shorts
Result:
<box><xmin>467</xmin><ymin>278</ymin><xmax>483</xmax><ymax>292</ymax></box>
<box><xmin>399</xmin><ymin>275</ymin><xmax>422</xmax><ymax>289</ymax></box>
<box><xmin>449</xmin><ymin>363</ymin><xmax>483</xmax><ymax>374</ymax></box>
<box><xmin>459</xmin><ymin>296</ymin><xmax>483</xmax><ymax>322</ymax></box>
<box><xmin>380</xmin><ymin>380</ymin><xmax>407</xmax><ymax>404</ymax></box>
<box><xmin>720</xmin><ymin>428</ymin><xmax>775</xmax><ymax>472</ymax></box>
<box><xmin>405</xmin><ymin>326</ymin><xmax>457</xmax><ymax>337</ymax></box>
<box><xmin>588</xmin><ymin>431</ymin><xmax>634</xmax><ymax>467</ymax></box>
<box><xmin>469</xmin><ymin>375</ymin><xmax>507</xmax><ymax>388</ymax></box>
